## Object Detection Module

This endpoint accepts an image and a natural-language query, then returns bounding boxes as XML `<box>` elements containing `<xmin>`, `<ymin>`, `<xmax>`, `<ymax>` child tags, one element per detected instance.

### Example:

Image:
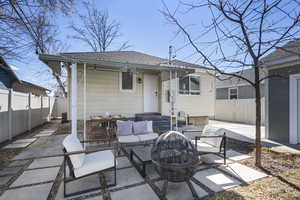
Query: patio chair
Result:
<box><xmin>62</xmin><ymin>134</ymin><xmax>117</xmax><ymax>197</ymax></box>
<box><xmin>192</xmin><ymin>126</ymin><xmax>227</xmax><ymax>164</ymax></box>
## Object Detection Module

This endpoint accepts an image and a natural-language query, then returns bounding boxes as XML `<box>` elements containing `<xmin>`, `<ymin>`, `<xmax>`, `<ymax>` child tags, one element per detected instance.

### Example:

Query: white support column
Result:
<box><xmin>83</xmin><ymin>63</ymin><xmax>87</xmax><ymax>148</ymax></box>
<box><xmin>175</xmin><ymin>71</ymin><xmax>178</xmax><ymax>130</ymax></box>
<box><xmin>169</xmin><ymin>70</ymin><xmax>172</xmax><ymax>131</ymax></box>
<box><xmin>71</xmin><ymin>63</ymin><xmax>78</xmax><ymax>136</ymax></box>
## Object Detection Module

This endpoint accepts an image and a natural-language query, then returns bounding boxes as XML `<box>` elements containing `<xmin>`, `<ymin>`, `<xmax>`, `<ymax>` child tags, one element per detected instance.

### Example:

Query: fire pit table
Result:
<box><xmin>151</xmin><ymin>131</ymin><xmax>200</xmax><ymax>197</ymax></box>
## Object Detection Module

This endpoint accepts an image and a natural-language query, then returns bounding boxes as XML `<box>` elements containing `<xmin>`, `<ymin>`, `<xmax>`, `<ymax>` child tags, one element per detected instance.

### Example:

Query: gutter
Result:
<box><xmin>38</xmin><ymin>54</ymin><xmax>195</xmax><ymax>73</ymax></box>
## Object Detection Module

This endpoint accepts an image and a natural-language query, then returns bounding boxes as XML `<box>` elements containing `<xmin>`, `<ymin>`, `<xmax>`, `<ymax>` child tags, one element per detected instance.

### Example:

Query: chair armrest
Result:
<box><xmin>183</xmin><ymin>130</ymin><xmax>203</xmax><ymax>133</ymax></box>
<box><xmin>80</xmin><ymin>139</ymin><xmax>110</xmax><ymax>144</ymax></box>
<box><xmin>64</xmin><ymin>147</ymin><xmax>114</xmax><ymax>156</ymax></box>
<box><xmin>195</xmin><ymin>135</ymin><xmax>224</xmax><ymax>140</ymax></box>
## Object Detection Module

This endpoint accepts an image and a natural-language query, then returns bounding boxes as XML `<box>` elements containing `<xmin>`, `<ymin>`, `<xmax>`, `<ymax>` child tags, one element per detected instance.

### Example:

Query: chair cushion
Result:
<box><xmin>146</xmin><ymin>121</ymin><xmax>153</xmax><ymax>132</ymax></box>
<box><xmin>74</xmin><ymin>150</ymin><xmax>115</xmax><ymax>178</ymax></box>
<box><xmin>191</xmin><ymin>140</ymin><xmax>220</xmax><ymax>153</ymax></box>
<box><xmin>138</xmin><ymin>132</ymin><xmax>159</xmax><ymax>142</ymax></box>
<box><xmin>116</xmin><ymin>120</ymin><xmax>133</xmax><ymax>136</ymax></box>
<box><xmin>62</xmin><ymin>134</ymin><xmax>85</xmax><ymax>169</ymax></box>
<box><xmin>118</xmin><ymin>135</ymin><xmax>140</xmax><ymax>143</ymax></box>
<box><xmin>133</xmin><ymin>121</ymin><xmax>148</xmax><ymax>135</ymax></box>
<box><xmin>201</xmin><ymin>126</ymin><xmax>225</xmax><ymax>147</ymax></box>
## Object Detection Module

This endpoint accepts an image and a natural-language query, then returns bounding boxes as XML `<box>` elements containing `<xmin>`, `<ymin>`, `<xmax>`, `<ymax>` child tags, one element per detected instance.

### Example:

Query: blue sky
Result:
<box><xmin>7</xmin><ymin>0</ymin><xmax>299</xmax><ymax>92</ymax></box>
<box><xmin>9</xmin><ymin>0</ymin><xmax>212</xmax><ymax>91</ymax></box>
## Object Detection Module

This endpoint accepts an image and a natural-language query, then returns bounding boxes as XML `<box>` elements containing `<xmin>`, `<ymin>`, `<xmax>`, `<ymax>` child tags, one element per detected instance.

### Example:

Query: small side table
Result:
<box><xmin>130</xmin><ymin>145</ymin><xmax>153</xmax><ymax>177</ymax></box>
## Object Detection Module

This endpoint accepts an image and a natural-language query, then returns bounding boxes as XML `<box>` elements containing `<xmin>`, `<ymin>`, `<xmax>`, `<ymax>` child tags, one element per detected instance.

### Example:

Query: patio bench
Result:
<box><xmin>116</xmin><ymin>120</ymin><xmax>159</xmax><ymax>153</ymax></box>
<box><xmin>62</xmin><ymin>134</ymin><xmax>117</xmax><ymax>197</ymax></box>
<box><xmin>190</xmin><ymin>126</ymin><xmax>227</xmax><ymax>164</ymax></box>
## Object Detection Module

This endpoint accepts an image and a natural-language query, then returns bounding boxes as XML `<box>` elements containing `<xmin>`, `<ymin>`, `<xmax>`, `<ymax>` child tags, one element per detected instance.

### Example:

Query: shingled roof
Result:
<box><xmin>60</xmin><ymin>51</ymin><xmax>207</xmax><ymax>69</ymax></box>
<box><xmin>261</xmin><ymin>39</ymin><xmax>300</xmax><ymax>64</ymax></box>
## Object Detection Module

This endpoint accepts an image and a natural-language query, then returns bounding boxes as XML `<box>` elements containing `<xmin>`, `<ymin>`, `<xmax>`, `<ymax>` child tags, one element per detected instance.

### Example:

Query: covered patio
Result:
<box><xmin>39</xmin><ymin>52</ymin><xmax>212</xmax><ymax>142</ymax></box>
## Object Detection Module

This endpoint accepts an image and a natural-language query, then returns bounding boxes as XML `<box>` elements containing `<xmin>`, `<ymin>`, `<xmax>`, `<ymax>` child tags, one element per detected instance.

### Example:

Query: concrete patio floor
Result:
<box><xmin>0</xmin><ymin>121</ymin><xmax>269</xmax><ymax>200</ymax></box>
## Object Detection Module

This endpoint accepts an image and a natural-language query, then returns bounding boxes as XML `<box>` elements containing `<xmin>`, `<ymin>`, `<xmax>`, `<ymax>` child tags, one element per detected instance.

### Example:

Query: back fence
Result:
<box><xmin>0</xmin><ymin>88</ymin><xmax>56</xmax><ymax>143</ymax></box>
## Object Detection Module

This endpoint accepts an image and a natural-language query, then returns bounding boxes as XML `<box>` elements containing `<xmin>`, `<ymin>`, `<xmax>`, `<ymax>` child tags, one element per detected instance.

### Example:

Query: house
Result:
<box><xmin>263</xmin><ymin>39</ymin><xmax>300</xmax><ymax>144</ymax></box>
<box><xmin>12</xmin><ymin>80</ymin><xmax>50</xmax><ymax>96</ymax></box>
<box><xmin>39</xmin><ymin>51</ymin><xmax>216</xmax><ymax>126</ymax></box>
<box><xmin>215</xmin><ymin>68</ymin><xmax>266</xmax><ymax>125</ymax></box>
<box><xmin>0</xmin><ymin>56</ymin><xmax>21</xmax><ymax>89</ymax></box>
<box><xmin>0</xmin><ymin>56</ymin><xmax>50</xmax><ymax>96</ymax></box>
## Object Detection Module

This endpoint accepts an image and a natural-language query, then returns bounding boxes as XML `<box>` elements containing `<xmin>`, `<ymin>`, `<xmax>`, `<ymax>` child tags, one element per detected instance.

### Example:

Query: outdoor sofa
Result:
<box><xmin>116</xmin><ymin>120</ymin><xmax>159</xmax><ymax>152</ymax></box>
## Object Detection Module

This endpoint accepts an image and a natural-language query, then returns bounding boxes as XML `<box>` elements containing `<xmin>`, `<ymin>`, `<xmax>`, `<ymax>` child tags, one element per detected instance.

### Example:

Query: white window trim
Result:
<box><xmin>178</xmin><ymin>74</ymin><xmax>201</xmax><ymax>96</ymax></box>
<box><xmin>119</xmin><ymin>71</ymin><xmax>136</xmax><ymax>92</ymax></box>
<box><xmin>228</xmin><ymin>87</ymin><xmax>238</xmax><ymax>100</ymax></box>
<box><xmin>289</xmin><ymin>73</ymin><xmax>300</xmax><ymax>144</ymax></box>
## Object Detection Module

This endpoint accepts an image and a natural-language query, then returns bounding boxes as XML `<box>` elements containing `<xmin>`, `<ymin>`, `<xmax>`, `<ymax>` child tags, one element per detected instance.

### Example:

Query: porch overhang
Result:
<box><xmin>38</xmin><ymin>54</ymin><xmax>195</xmax><ymax>78</ymax></box>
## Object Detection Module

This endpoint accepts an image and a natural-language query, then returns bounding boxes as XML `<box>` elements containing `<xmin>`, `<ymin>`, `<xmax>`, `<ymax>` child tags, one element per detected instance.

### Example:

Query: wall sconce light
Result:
<box><xmin>137</xmin><ymin>77</ymin><xmax>143</xmax><ymax>84</ymax></box>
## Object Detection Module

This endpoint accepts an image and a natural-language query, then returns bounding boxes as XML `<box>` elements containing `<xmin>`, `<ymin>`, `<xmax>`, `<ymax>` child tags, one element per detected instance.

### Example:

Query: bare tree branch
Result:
<box><xmin>71</xmin><ymin>2</ymin><xmax>130</xmax><ymax>52</ymax></box>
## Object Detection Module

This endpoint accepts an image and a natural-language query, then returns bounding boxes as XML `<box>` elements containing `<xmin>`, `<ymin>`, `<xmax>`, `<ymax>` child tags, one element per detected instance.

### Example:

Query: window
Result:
<box><xmin>120</xmin><ymin>72</ymin><xmax>134</xmax><ymax>91</ymax></box>
<box><xmin>229</xmin><ymin>88</ymin><xmax>238</xmax><ymax>99</ymax></box>
<box><xmin>179</xmin><ymin>75</ymin><xmax>201</xmax><ymax>95</ymax></box>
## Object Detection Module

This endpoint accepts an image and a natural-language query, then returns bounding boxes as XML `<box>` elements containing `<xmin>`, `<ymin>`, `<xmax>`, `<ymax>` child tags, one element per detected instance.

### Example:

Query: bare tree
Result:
<box><xmin>0</xmin><ymin>0</ymin><xmax>73</xmax><ymax>97</ymax></box>
<box><xmin>161</xmin><ymin>0</ymin><xmax>300</xmax><ymax>167</ymax></box>
<box><xmin>71</xmin><ymin>2</ymin><xmax>130</xmax><ymax>52</ymax></box>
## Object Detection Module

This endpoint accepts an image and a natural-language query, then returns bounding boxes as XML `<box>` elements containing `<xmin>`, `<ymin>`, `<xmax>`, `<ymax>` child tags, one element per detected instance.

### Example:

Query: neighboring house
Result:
<box><xmin>0</xmin><ymin>56</ymin><xmax>21</xmax><ymax>89</ymax></box>
<box><xmin>12</xmin><ymin>80</ymin><xmax>50</xmax><ymax>96</ymax></box>
<box><xmin>263</xmin><ymin>39</ymin><xmax>300</xmax><ymax>144</ymax></box>
<box><xmin>0</xmin><ymin>56</ymin><xmax>50</xmax><ymax>96</ymax></box>
<box><xmin>39</xmin><ymin>51</ymin><xmax>216</xmax><ymax>125</ymax></box>
<box><xmin>215</xmin><ymin>68</ymin><xmax>265</xmax><ymax>125</ymax></box>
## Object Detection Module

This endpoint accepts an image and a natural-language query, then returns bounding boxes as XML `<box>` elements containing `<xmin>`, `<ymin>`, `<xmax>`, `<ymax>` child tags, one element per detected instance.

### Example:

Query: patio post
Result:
<box><xmin>71</xmin><ymin>63</ymin><xmax>77</xmax><ymax>136</ymax></box>
<box><xmin>169</xmin><ymin>70</ymin><xmax>173</xmax><ymax>131</ymax></box>
<box><xmin>175</xmin><ymin>70</ymin><xmax>178</xmax><ymax>130</ymax></box>
<box><xmin>83</xmin><ymin>63</ymin><xmax>87</xmax><ymax>148</ymax></box>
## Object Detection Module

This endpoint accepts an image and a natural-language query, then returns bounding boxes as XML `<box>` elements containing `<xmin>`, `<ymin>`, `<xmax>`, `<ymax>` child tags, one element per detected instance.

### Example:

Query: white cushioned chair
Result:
<box><xmin>190</xmin><ymin>126</ymin><xmax>227</xmax><ymax>164</ymax></box>
<box><xmin>62</xmin><ymin>134</ymin><xmax>117</xmax><ymax>197</ymax></box>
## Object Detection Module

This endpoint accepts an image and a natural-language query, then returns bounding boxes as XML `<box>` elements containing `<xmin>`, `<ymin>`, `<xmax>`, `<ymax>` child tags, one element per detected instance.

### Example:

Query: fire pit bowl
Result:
<box><xmin>151</xmin><ymin>131</ymin><xmax>199</xmax><ymax>183</ymax></box>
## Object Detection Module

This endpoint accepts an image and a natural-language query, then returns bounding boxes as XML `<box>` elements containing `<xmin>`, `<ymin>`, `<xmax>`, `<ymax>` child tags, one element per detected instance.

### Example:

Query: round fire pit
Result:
<box><xmin>151</xmin><ymin>131</ymin><xmax>199</xmax><ymax>183</ymax></box>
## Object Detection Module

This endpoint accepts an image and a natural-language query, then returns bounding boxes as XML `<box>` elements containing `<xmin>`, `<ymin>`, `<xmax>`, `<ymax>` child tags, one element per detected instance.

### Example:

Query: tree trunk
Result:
<box><xmin>254</xmin><ymin>66</ymin><xmax>262</xmax><ymax>167</ymax></box>
<box><xmin>54</xmin><ymin>74</ymin><xmax>67</xmax><ymax>98</ymax></box>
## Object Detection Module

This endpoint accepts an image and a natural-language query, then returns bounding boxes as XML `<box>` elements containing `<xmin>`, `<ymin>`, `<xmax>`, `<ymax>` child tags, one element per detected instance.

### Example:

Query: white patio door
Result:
<box><xmin>144</xmin><ymin>74</ymin><xmax>159</xmax><ymax>112</ymax></box>
<box><xmin>297</xmin><ymin>79</ymin><xmax>300</xmax><ymax>143</ymax></box>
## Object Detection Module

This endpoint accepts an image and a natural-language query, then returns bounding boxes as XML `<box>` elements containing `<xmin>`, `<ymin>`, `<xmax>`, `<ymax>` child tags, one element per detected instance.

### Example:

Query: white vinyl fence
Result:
<box><xmin>214</xmin><ymin>98</ymin><xmax>265</xmax><ymax>125</ymax></box>
<box><xmin>0</xmin><ymin>88</ymin><xmax>55</xmax><ymax>143</ymax></box>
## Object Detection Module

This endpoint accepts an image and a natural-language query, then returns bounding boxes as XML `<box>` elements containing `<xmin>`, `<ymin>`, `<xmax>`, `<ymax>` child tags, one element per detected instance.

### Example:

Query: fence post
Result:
<box><xmin>8</xmin><ymin>89</ymin><xmax>13</xmax><ymax>140</ymax></box>
<box><xmin>28</xmin><ymin>93</ymin><xmax>32</xmax><ymax>132</ymax></box>
<box><xmin>48</xmin><ymin>96</ymin><xmax>51</xmax><ymax>121</ymax></box>
<box><xmin>41</xmin><ymin>96</ymin><xmax>43</xmax><ymax>124</ymax></box>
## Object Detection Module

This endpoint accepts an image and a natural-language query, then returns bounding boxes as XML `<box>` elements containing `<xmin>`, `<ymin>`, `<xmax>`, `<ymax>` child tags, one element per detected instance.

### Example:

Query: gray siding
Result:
<box><xmin>216</xmin><ymin>84</ymin><xmax>265</xmax><ymax>99</ymax></box>
<box><xmin>268</xmin><ymin>65</ymin><xmax>300</xmax><ymax>143</ymax></box>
